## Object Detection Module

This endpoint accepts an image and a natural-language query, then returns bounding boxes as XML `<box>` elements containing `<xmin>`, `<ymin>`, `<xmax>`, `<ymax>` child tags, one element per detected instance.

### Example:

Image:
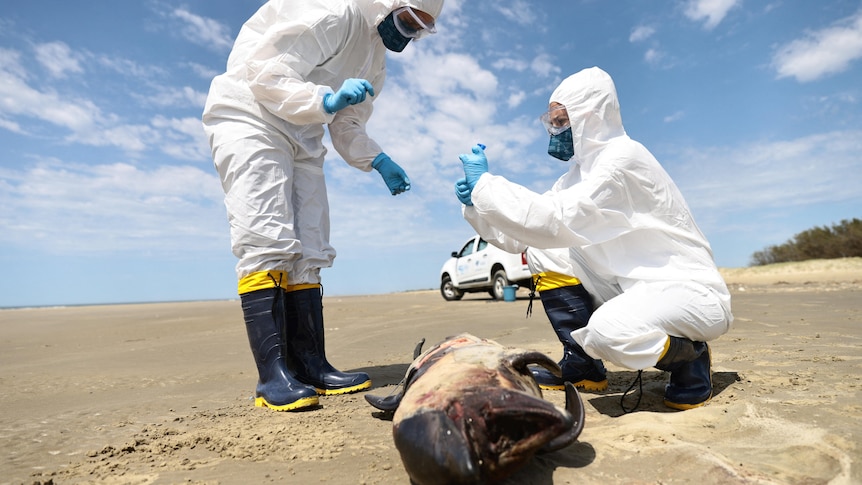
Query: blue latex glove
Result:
<box><xmin>324</xmin><ymin>78</ymin><xmax>375</xmax><ymax>114</ymax></box>
<box><xmin>372</xmin><ymin>153</ymin><xmax>411</xmax><ymax>195</ymax></box>
<box><xmin>459</xmin><ymin>144</ymin><xmax>488</xmax><ymax>190</ymax></box>
<box><xmin>455</xmin><ymin>177</ymin><xmax>473</xmax><ymax>206</ymax></box>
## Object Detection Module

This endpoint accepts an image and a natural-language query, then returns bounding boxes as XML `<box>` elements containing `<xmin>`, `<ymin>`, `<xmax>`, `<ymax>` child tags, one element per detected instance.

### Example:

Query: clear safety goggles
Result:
<box><xmin>393</xmin><ymin>6</ymin><xmax>437</xmax><ymax>39</ymax></box>
<box><xmin>539</xmin><ymin>106</ymin><xmax>571</xmax><ymax>135</ymax></box>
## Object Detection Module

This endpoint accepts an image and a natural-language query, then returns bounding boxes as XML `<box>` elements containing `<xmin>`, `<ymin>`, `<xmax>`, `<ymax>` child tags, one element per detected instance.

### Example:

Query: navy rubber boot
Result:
<box><xmin>241</xmin><ymin>288</ymin><xmax>319</xmax><ymax>411</ymax></box>
<box><xmin>655</xmin><ymin>336</ymin><xmax>712</xmax><ymax>410</ymax></box>
<box><xmin>531</xmin><ymin>285</ymin><xmax>608</xmax><ymax>392</ymax></box>
<box><xmin>284</xmin><ymin>287</ymin><xmax>371</xmax><ymax>395</ymax></box>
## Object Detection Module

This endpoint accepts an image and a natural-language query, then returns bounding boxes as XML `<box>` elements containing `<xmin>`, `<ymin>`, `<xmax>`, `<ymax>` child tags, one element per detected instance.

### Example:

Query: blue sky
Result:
<box><xmin>1</xmin><ymin>1</ymin><xmax>861</xmax><ymax>308</ymax></box>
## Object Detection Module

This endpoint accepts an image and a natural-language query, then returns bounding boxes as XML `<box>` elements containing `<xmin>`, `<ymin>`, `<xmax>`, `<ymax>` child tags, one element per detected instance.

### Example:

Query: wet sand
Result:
<box><xmin>1</xmin><ymin>258</ymin><xmax>860</xmax><ymax>484</ymax></box>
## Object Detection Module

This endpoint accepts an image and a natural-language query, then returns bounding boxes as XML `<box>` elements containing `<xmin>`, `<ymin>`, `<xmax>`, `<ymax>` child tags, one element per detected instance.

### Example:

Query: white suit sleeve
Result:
<box><xmin>329</xmin><ymin>70</ymin><xmax>385</xmax><ymax>171</ymax></box>
<box><xmin>244</xmin><ymin>20</ymin><xmax>340</xmax><ymax>126</ymax></box>
<box><xmin>469</xmin><ymin>162</ymin><xmax>636</xmax><ymax>250</ymax></box>
<box><xmin>463</xmin><ymin>205</ymin><xmax>529</xmax><ymax>254</ymax></box>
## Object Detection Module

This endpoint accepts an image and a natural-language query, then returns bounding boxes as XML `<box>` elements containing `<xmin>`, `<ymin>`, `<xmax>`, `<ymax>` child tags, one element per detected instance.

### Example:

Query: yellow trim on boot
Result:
<box><xmin>532</xmin><ymin>272</ymin><xmax>581</xmax><ymax>292</ymax></box>
<box><xmin>284</xmin><ymin>283</ymin><xmax>321</xmax><ymax>293</ymax></box>
<box><xmin>539</xmin><ymin>378</ymin><xmax>608</xmax><ymax>392</ymax></box>
<box><xmin>658</xmin><ymin>335</ymin><xmax>672</xmax><ymax>361</ymax></box>
<box><xmin>315</xmin><ymin>379</ymin><xmax>372</xmax><ymax>396</ymax></box>
<box><xmin>238</xmin><ymin>270</ymin><xmax>290</xmax><ymax>295</ymax></box>
<box><xmin>254</xmin><ymin>395</ymin><xmax>319</xmax><ymax>411</ymax></box>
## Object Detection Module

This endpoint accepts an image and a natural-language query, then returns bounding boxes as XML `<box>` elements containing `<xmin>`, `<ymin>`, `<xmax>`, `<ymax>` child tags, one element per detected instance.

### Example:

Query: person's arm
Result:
<box><xmin>244</xmin><ymin>14</ymin><xmax>345</xmax><ymax>125</ymax></box>
<box><xmin>329</xmin><ymin>92</ymin><xmax>383</xmax><ymax>171</ymax></box>
<box><xmin>329</xmin><ymin>68</ymin><xmax>411</xmax><ymax>195</ymax></box>
<box><xmin>463</xmin><ymin>147</ymin><xmax>635</xmax><ymax>250</ymax></box>
<box><xmin>463</xmin><ymin>205</ymin><xmax>529</xmax><ymax>254</ymax></box>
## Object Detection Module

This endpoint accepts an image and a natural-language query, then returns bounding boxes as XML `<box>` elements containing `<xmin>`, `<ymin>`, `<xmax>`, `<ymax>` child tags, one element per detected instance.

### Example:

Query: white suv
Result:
<box><xmin>439</xmin><ymin>235</ymin><xmax>533</xmax><ymax>301</ymax></box>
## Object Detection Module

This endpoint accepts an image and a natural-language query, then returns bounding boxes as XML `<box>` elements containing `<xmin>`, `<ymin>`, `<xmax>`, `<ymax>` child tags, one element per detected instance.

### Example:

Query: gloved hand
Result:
<box><xmin>459</xmin><ymin>144</ymin><xmax>488</xmax><ymax>190</ymax></box>
<box><xmin>454</xmin><ymin>177</ymin><xmax>473</xmax><ymax>206</ymax></box>
<box><xmin>323</xmin><ymin>78</ymin><xmax>375</xmax><ymax>114</ymax></box>
<box><xmin>372</xmin><ymin>153</ymin><xmax>411</xmax><ymax>195</ymax></box>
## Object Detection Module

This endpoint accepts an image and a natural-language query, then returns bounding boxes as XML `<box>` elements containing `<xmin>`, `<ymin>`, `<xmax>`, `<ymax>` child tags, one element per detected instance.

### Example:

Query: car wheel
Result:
<box><xmin>440</xmin><ymin>275</ymin><xmax>464</xmax><ymax>301</ymax></box>
<box><xmin>489</xmin><ymin>270</ymin><xmax>509</xmax><ymax>300</ymax></box>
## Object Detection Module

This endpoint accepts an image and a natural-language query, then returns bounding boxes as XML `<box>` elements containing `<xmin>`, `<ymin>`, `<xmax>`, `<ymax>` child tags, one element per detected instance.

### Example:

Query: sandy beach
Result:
<box><xmin>2</xmin><ymin>258</ymin><xmax>860</xmax><ymax>484</ymax></box>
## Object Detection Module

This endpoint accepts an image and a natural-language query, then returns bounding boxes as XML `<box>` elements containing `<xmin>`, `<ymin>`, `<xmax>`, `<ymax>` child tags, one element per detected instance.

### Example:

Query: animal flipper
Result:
<box><xmin>542</xmin><ymin>382</ymin><xmax>585</xmax><ymax>452</ymax></box>
<box><xmin>364</xmin><ymin>338</ymin><xmax>426</xmax><ymax>412</ymax></box>
<box><xmin>412</xmin><ymin>338</ymin><xmax>425</xmax><ymax>359</ymax></box>
<box><xmin>505</xmin><ymin>350</ymin><xmax>562</xmax><ymax>378</ymax></box>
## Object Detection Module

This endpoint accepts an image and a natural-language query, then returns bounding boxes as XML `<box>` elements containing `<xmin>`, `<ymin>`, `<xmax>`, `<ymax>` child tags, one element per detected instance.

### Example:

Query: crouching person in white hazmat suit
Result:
<box><xmin>454</xmin><ymin>67</ymin><xmax>733</xmax><ymax>410</ymax></box>
<box><xmin>202</xmin><ymin>0</ymin><xmax>444</xmax><ymax>412</ymax></box>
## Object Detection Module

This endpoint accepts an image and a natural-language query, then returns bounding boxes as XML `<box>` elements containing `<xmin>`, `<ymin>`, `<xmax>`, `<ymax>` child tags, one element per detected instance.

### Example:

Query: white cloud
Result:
<box><xmin>0</xmin><ymin>51</ymin><xmax>100</xmax><ymax>132</ymax></box>
<box><xmin>684</xmin><ymin>0</ymin><xmax>741</xmax><ymax>30</ymax></box>
<box><xmin>0</xmin><ymin>48</ymin><xmax>27</xmax><ymax>79</ymax></box>
<box><xmin>507</xmin><ymin>90</ymin><xmax>527</xmax><ymax>109</ymax></box>
<box><xmin>531</xmin><ymin>53</ymin><xmax>561</xmax><ymax>78</ymax></box>
<box><xmin>0</xmin><ymin>117</ymin><xmax>24</xmax><ymax>134</ymax></box>
<box><xmin>772</xmin><ymin>10</ymin><xmax>862</xmax><ymax>83</ymax></box>
<box><xmin>2</xmin><ymin>45</ymin><xmax>208</xmax><ymax>157</ymax></box>
<box><xmin>150</xmin><ymin>115</ymin><xmax>211</xmax><ymax>161</ymax></box>
<box><xmin>493</xmin><ymin>1</ymin><xmax>538</xmax><ymax>27</ymax></box>
<box><xmin>97</xmin><ymin>54</ymin><xmax>166</xmax><ymax>79</ymax></box>
<box><xmin>492</xmin><ymin>57</ymin><xmax>529</xmax><ymax>72</ymax></box>
<box><xmin>189</xmin><ymin>62</ymin><xmax>220</xmax><ymax>80</ymax></box>
<box><xmin>171</xmin><ymin>8</ymin><xmax>235</xmax><ymax>53</ymax></box>
<box><xmin>0</xmin><ymin>161</ymin><xmax>226</xmax><ymax>254</ymax></box>
<box><xmin>67</xmin><ymin>123</ymin><xmax>155</xmax><ymax>152</ymax></box>
<box><xmin>630</xmin><ymin>25</ymin><xmax>656</xmax><ymax>43</ymax></box>
<box><xmin>146</xmin><ymin>86</ymin><xmax>209</xmax><ymax>109</ymax></box>
<box><xmin>670</xmin><ymin>130</ymin><xmax>862</xmax><ymax>215</ymax></box>
<box><xmin>664</xmin><ymin>111</ymin><xmax>685</xmax><ymax>123</ymax></box>
<box><xmin>34</xmin><ymin>42</ymin><xmax>83</xmax><ymax>78</ymax></box>
<box><xmin>645</xmin><ymin>48</ymin><xmax>664</xmax><ymax>65</ymax></box>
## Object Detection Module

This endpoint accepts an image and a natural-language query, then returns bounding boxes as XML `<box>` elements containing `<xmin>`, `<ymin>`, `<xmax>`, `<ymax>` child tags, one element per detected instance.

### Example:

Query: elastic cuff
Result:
<box><xmin>371</xmin><ymin>152</ymin><xmax>388</xmax><ymax>170</ymax></box>
<box><xmin>532</xmin><ymin>271</ymin><xmax>582</xmax><ymax>292</ymax></box>
<box><xmin>238</xmin><ymin>270</ymin><xmax>289</xmax><ymax>295</ymax></box>
<box><xmin>322</xmin><ymin>93</ymin><xmax>335</xmax><ymax>114</ymax></box>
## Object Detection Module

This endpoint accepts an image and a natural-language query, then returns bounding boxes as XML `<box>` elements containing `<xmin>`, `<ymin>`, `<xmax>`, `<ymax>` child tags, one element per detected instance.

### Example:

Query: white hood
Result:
<box><xmin>550</xmin><ymin>67</ymin><xmax>626</xmax><ymax>166</ymax></box>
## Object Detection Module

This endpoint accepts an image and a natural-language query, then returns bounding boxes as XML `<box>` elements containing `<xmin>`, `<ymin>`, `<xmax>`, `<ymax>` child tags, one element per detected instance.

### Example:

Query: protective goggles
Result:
<box><xmin>393</xmin><ymin>6</ymin><xmax>436</xmax><ymax>39</ymax></box>
<box><xmin>539</xmin><ymin>106</ymin><xmax>571</xmax><ymax>135</ymax></box>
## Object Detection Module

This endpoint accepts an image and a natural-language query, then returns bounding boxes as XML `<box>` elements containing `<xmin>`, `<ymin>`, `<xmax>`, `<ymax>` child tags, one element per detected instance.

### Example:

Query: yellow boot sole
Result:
<box><xmin>254</xmin><ymin>395</ymin><xmax>319</xmax><ymax>411</ymax></box>
<box><xmin>539</xmin><ymin>378</ymin><xmax>608</xmax><ymax>392</ymax></box>
<box><xmin>315</xmin><ymin>379</ymin><xmax>372</xmax><ymax>396</ymax></box>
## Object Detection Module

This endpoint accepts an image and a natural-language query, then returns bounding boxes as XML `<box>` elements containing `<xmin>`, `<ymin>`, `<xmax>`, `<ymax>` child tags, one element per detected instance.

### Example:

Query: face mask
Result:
<box><xmin>548</xmin><ymin>128</ymin><xmax>574</xmax><ymax>161</ymax></box>
<box><xmin>377</xmin><ymin>12</ymin><xmax>412</xmax><ymax>52</ymax></box>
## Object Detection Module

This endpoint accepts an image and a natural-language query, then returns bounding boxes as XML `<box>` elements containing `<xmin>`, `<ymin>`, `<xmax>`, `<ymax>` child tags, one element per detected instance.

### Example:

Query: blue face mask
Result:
<box><xmin>377</xmin><ymin>12</ymin><xmax>412</xmax><ymax>52</ymax></box>
<box><xmin>548</xmin><ymin>128</ymin><xmax>574</xmax><ymax>161</ymax></box>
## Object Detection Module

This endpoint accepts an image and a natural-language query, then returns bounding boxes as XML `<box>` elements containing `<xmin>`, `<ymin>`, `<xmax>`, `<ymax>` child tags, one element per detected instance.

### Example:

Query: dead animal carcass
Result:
<box><xmin>365</xmin><ymin>333</ymin><xmax>585</xmax><ymax>485</ymax></box>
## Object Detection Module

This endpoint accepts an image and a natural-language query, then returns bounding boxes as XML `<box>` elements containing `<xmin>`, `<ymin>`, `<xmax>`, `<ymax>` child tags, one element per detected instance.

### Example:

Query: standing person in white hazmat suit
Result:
<box><xmin>202</xmin><ymin>0</ymin><xmax>444</xmax><ymax>412</ymax></box>
<box><xmin>455</xmin><ymin>67</ymin><xmax>733</xmax><ymax>410</ymax></box>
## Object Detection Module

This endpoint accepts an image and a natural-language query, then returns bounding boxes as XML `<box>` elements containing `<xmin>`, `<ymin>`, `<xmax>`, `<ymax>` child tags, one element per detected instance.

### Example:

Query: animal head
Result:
<box><xmin>367</xmin><ymin>334</ymin><xmax>585</xmax><ymax>484</ymax></box>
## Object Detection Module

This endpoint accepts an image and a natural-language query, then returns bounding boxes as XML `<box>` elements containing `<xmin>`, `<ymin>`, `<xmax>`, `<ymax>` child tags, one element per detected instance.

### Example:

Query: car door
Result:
<box><xmin>471</xmin><ymin>238</ymin><xmax>494</xmax><ymax>284</ymax></box>
<box><xmin>454</xmin><ymin>237</ymin><xmax>479</xmax><ymax>285</ymax></box>
<box><xmin>456</xmin><ymin>236</ymin><xmax>491</xmax><ymax>286</ymax></box>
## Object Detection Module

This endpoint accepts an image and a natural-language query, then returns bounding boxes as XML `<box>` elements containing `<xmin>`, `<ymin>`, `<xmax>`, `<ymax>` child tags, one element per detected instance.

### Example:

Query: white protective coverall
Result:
<box><xmin>464</xmin><ymin>67</ymin><xmax>733</xmax><ymax>370</ymax></box>
<box><xmin>202</xmin><ymin>0</ymin><xmax>444</xmax><ymax>287</ymax></box>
